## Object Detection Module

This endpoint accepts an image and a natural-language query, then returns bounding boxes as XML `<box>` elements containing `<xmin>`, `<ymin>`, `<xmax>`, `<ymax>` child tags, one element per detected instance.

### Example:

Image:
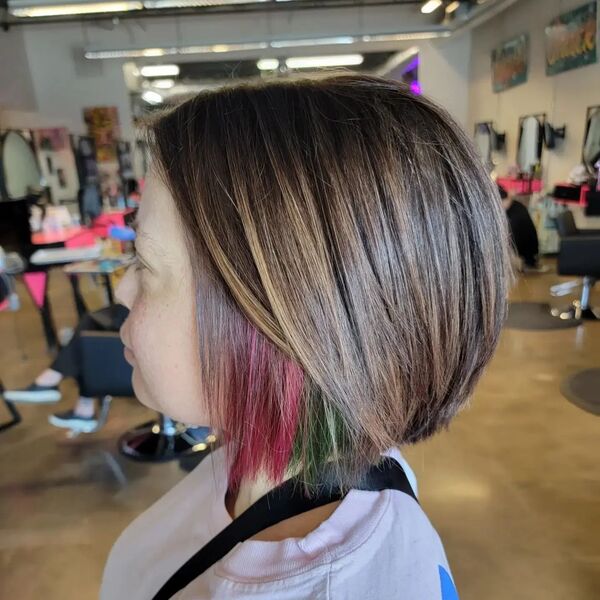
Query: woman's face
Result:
<box><xmin>116</xmin><ymin>171</ymin><xmax>206</xmax><ymax>425</ymax></box>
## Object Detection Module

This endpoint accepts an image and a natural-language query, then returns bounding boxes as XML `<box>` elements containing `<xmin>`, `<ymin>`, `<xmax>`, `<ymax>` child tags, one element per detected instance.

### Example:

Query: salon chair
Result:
<box><xmin>78</xmin><ymin>328</ymin><xmax>209</xmax><ymax>462</ymax></box>
<box><xmin>550</xmin><ymin>211</ymin><xmax>600</xmax><ymax>321</ymax></box>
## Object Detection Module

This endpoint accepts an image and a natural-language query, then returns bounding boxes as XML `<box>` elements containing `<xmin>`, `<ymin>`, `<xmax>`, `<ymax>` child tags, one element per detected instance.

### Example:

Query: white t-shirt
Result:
<box><xmin>101</xmin><ymin>447</ymin><xmax>459</xmax><ymax>599</ymax></box>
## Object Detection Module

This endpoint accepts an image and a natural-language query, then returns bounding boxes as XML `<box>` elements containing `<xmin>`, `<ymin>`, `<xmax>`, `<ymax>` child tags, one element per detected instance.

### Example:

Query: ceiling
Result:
<box><xmin>4</xmin><ymin>0</ymin><xmax>506</xmax><ymax>26</ymax></box>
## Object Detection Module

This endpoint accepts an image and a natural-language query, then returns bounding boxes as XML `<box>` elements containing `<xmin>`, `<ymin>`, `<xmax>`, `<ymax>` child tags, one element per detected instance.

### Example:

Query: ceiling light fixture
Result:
<box><xmin>140</xmin><ymin>64</ymin><xmax>180</xmax><ymax>77</ymax></box>
<box><xmin>271</xmin><ymin>36</ymin><xmax>355</xmax><ymax>48</ymax></box>
<box><xmin>361</xmin><ymin>31</ymin><xmax>450</xmax><ymax>42</ymax></box>
<box><xmin>143</xmin><ymin>0</ymin><xmax>265</xmax><ymax>7</ymax></box>
<box><xmin>141</xmin><ymin>90</ymin><xmax>163</xmax><ymax>105</ymax></box>
<box><xmin>141</xmin><ymin>48</ymin><xmax>167</xmax><ymax>57</ymax></box>
<box><xmin>151</xmin><ymin>78</ymin><xmax>176</xmax><ymax>89</ymax></box>
<box><xmin>256</xmin><ymin>58</ymin><xmax>280</xmax><ymax>71</ymax></box>
<box><xmin>11</xmin><ymin>1</ymin><xmax>142</xmax><ymax>17</ymax></box>
<box><xmin>446</xmin><ymin>1</ymin><xmax>460</xmax><ymax>13</ymax></box>
<box><xmin>178</xmin><ymin>42</ymin><xmax>268</xmax><ymax>54</ymax></box>
<box><xmin>286</xmin><ymin>54</ymin><xmax>364</xmax><ymax>69</ymax></box>
<box><xmin>421</xmin><ymin>0</ymin><xmax>442</xmax><ymax>14</ymax></box>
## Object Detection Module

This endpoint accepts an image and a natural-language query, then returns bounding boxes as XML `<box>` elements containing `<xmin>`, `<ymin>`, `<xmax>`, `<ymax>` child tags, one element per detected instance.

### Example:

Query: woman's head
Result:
<box><xmin>117</xmin><ymin>75</ymin><xmax>510</xmax><ymax>489</ymax></box>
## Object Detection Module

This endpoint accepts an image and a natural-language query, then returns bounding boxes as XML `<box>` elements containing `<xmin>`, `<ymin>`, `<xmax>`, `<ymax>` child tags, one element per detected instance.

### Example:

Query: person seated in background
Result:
<box><xmin>126</xmin><ymin>178</ymin><xmax>141</xmax><ymax>206</ymax></box>
<box><xmin>4</xmin><ymin>305</ymin><xmax>128</xmax><ymax>433</ymax></box>
<box><xmin>499</xmin><ymin>184</ymin><xmax>546</xmax><ymax>273</ymax></box>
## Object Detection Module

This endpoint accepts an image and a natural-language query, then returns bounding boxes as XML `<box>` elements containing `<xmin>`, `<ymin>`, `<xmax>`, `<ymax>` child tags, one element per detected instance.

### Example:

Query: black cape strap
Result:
<box><xmin>152</xmin><ymin>457</ymin><xmax>416</xmax><ymax>600</ymax></box>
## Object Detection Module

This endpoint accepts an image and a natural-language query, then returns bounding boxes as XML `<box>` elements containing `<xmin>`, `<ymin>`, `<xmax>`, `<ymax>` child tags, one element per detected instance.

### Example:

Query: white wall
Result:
<box><xmin>0</xmin><ymin>27</ymin><xmax>37</xmax><ymax>113</ymax></box>
<box><xmin>384</xmin><ymin>33</ymin><xmax>472</xmax><ymax>128</ymax></box>
<box><xmin>22</xmin><ymin>22</ymin><xmax>135</xmax><ymax>140</ymax></box>
<box><xmin>470</xmin><ymin>0</ymin><xmax>600</xmax><ymax>185</ymax></box>
<box><xmin>419</xmin><ymin>33</ymin><xmax>472</xmax><ymax>128</ymax></box>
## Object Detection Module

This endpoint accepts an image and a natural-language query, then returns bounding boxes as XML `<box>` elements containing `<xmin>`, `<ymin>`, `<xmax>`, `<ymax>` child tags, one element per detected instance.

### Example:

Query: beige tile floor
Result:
<box><xmin>1</xmin><ymin>263</ymin><xmax>599</xmax><ymax>599</ymax></box>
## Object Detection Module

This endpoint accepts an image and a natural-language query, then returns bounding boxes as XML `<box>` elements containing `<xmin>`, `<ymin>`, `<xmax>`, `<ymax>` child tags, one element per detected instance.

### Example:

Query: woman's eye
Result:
<box><xmin>131</xmin><ymin>242</ymin><xmax>146</xmax><ymax>272</ymax></box>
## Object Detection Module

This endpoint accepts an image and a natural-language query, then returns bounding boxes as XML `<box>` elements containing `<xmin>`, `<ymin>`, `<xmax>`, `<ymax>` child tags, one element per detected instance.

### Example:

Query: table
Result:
<box><xmin>63</xmin><ymin>256</ymin><xmax>134</xmax><ymax>317</ymax></box>
<box><xmin>31</xmin><ymin>226</ymin><xmax>85</xmax><ymax>246</ymax></box>
<box><xmin>23</xmin><ymin>211</ymin><xmax>134</xmax><ymax>353</ymax></box>
<box><xmin>497</xmin><ymin>177</ymin><xmax>544</xmax><ymax>195</ymax></box>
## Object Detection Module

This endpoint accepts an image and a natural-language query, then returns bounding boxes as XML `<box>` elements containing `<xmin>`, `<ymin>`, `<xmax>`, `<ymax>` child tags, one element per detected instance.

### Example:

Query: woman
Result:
<box><xmin>498</xmin><ymin>184</ymin><xmax>543</xmax><ymax>272</ymax></box>
<box><xmin>102</xmin><ymin>75</ymin><xmax>510</xmax><ymax>599</ymax></box>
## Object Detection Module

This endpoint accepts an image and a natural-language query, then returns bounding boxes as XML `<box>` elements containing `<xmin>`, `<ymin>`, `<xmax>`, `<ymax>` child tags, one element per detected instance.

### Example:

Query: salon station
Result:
<box><xmin>0</xmin><ymin>1</ymin><xmax>599</xmax><ymax>599</ymax></box>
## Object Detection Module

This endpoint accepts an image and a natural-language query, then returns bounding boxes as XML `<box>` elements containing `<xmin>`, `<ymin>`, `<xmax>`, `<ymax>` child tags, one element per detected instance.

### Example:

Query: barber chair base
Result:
<box><xmin>550</xmin><ymin>302</ymin><xmax>600</xmax><ymax>321</ymax></box>
<box><xmin>119</xmin><ymin>420</ymin><xmax>205</xmax><ymax>462</ymax></box>
<box><xmin>561</xmin><ymin>368</ymin><xmax>600</xmax><ymax>416</ymax></box>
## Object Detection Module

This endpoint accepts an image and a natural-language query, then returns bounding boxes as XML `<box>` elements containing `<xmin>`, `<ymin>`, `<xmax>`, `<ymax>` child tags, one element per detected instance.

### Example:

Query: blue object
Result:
<box><xmin>108</xmin><ymin>225</ymin><xmax>136</xmax><ymax>241</ymax></box>
<box><xmin>439</xmin><ymin>566</ymin><xmax>459</xmax><ymax>600</ymax></box>
<box><xmin>98</xmin><ymin>259</ymin><xmax>116</xmax><ymax>272</ymax></box>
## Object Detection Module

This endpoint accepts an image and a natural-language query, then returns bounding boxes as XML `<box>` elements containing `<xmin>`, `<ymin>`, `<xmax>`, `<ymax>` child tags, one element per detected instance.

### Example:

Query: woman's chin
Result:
<box><xmin>130</xmin><ymin>376</ymin><xmax>160</xmax><ymax>413</ymax></box>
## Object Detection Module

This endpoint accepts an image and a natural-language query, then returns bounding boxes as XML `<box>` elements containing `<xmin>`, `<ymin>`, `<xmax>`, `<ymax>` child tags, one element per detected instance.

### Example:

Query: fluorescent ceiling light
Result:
<box><xmin>11</xmin><ymin>1</ymin><xmax>142</xmax><ymax>17</ymax></box>
<box><xmin>151</xmin><ymin>78</ymin><xmax>175</xmax><ymax>89</ymax></box>
<box><xmin>446</xmin><ymin>1</ymin><xmax>460</xmax><ymax>12</ymax></box>
<box><xmin>361</xmin><ymin>31</ymin><xmax>450</xmax><ymax>42</ymax></box>
<box><xmin>286</xmin><ymin>54</ymin><xmax>364</xmax><ymax>69</ymax></box>
<box><xmin>179</xmin><ymin>42</ymin><xmax>268</xmax><ymax>54</ymax></box>
<box><xmin>143</xmin><ymin>0</ymin><xmax>264</xmax><ymax>6</ymax></box>
<box><xmin>257</xmin><ymin>58</ymin><xmax>280</xmax><ymax>71</ymax></box>
<box><xmin>421</xmin><ymin>0</ymin><xmax>442</xmax><ymax>14</ymax></box>
<box><xmin>271</xmin><ymin>36</ymin><xmax>355</xmax><ymax>48</ymax></box>
<box><xmin>141</xmin><ymin>90</ymin><xmax>163</xmax><ymax>105</ymax></box>
<box><xmin>140</xmin><ymin>64</ymin><xmax>180</xmax><ymax>77</ymax></box>
<box><xmin>142</xmin><ymin>48</ymin><xmax>167</xmax><ymax>57</ymax></box>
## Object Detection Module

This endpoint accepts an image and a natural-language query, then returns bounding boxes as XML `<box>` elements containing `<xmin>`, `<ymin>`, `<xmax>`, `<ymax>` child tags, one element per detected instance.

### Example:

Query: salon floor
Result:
<box><xmin>0</xmin><ymin>263</ymin><xmax>599</xmax><ymax>600</ymax></box>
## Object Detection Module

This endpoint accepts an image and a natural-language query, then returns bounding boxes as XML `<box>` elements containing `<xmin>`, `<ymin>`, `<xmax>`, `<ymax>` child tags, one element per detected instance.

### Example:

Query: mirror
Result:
<box><xmin>474</xmin><ymin>123</ymin><xmax>492</xmax><ymax>166</ymax></box>
<box><xmin>0</xmin><ymin>131</ymin><xmax>42</xmax><ymax>201</ymax></box>
<box><xmin>474</xmin><ymin>122</ymin><xmax>506</xmax><ymax>170</ymax></box>
<box><xmin>517</xmin><ymin>114</ymin><xmax>544</xmax><ymax>174</ymax></box>
<box><xmin>583</xmin><ymin>105</ymin><xmax>600</xmax><ymax>173</ymax></box>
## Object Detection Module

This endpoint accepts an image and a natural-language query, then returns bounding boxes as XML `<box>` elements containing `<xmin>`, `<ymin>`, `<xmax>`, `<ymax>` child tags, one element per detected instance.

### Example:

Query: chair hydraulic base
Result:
<box><xmin>119</xmin><ymin>415</ymin><xmax>207</xmax><ymax>462</ymax></box>
<box><xmin>550</xmin><ymin>276</ymin><xmax>599</xmax><ymax>322</ymax></box>
<box><xmin>551</xmin><ymin>304</ymin><xmax>600</xmax><ymax>321</ymax></box>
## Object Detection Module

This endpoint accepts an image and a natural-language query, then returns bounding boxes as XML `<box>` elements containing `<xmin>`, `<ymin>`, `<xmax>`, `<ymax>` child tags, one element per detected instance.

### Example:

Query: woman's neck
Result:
<box><xmin>226</xmin><ymin>471</ymin><xmax>278</xmax><ymax>519</ymax></box>
<box><xmin>225</xmin><ymin>469</ymin><xmax>341</xmax><ymax>542</ymax></box>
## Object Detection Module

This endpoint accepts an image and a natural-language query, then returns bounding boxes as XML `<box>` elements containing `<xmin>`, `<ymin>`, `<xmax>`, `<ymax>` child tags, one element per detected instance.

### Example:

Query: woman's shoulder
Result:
<box><xmin>122</xmin><ymin>445</ymin><xmax>229</xmax><ymax>537</ymax></box>
<box><xmin>215</xmin><ymin>450</ymin><xmax>449</xmax><ymax>590</ymax></box>
<box><xmin>100</xmin><ymin>447</ymin><xmax>231</xmax><ymax>600</ymax></box>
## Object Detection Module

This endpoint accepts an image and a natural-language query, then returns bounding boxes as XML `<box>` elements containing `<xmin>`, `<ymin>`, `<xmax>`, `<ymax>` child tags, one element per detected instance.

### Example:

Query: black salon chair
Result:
<box><xmin>555</xmin><ymin>210</ymin><xmax>600</xmax><ymax>238</ymax></box>
<box><xmin>550</xmin><ymin>210</ymin><xmax>600</xmax><ymax>320</ymax></box>
<box><xmin>76</xmin><ymin>328</ymin><xmax>210</xmax><ymax>462</ymax></box>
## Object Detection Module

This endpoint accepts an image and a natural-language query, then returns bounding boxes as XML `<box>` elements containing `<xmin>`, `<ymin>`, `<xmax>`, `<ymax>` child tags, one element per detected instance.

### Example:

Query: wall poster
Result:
<box><xmin>491</xmin><ymin>34</ymin><xmax>529</xmax><ymax>93</ymax></box>
<box><xmin>545</xmin><ymin>1</ymin><xmax>597</xmax><ymax>76</ymax></box>
<box><xmin>83</xmin><ymin>106</ymin><xmax>120</xmax><ymax>163</ymax></box>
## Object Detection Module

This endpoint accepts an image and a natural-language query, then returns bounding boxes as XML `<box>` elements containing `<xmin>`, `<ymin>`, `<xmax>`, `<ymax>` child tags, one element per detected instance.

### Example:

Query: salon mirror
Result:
<box><xmin>517</xmin><ymin>114</ymin><xmax>544</xmax><ymax>173</ymax></box>
<box><xmin>474</xmin><ymin>122</ymin><xmax>506</xmax><ymax>170</ymax></box>
<box><xmin>0</xmin><ymin>131</ymin><xmax>42</xmax><ymax>201</ymax></box>
<box><xmin>583</xmin><ymin>105</ymin><xmax>600</xmax><ymax>173</ymax></box>
<box><xmin>474</xmin><ymin>123</ymin><xmax>492</xmax><ymax>166</ymax></box>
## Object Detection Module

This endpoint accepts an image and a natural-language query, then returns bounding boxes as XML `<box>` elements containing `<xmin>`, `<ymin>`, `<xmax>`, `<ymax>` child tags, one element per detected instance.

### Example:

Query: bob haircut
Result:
<box><xmin>146</xmin><ymin>75</ymin><xmax>510</xmax><ymax>491</ymax></box>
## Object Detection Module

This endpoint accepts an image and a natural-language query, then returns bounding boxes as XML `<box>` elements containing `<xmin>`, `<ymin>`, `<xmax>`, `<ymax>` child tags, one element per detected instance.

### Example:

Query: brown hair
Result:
<box><xmin>146</xmin><ymin>75</ymin><xmax>510</xmax><ymax>489</ymax></box>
